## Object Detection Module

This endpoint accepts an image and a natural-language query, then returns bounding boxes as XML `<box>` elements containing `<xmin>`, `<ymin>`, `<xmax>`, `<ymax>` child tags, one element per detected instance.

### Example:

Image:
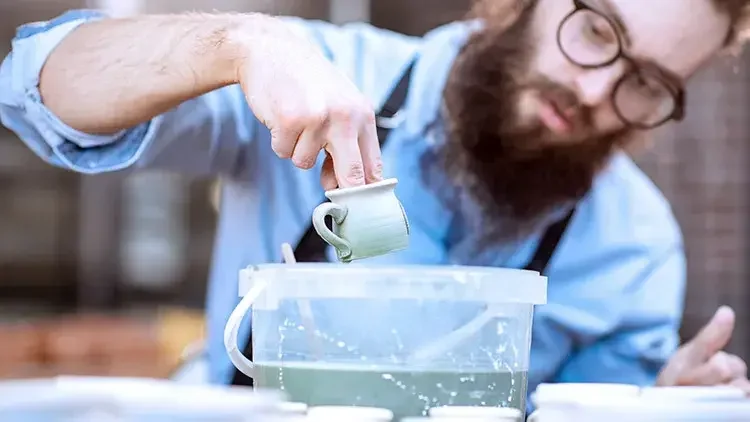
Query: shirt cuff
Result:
<box><xmin>9</xmin><ymin>9</ymin><xmax>157</xmax><ymax>173</ymax></box>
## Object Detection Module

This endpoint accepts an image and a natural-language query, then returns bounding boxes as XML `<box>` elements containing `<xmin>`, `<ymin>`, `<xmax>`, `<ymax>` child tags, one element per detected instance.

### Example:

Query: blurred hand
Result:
<box><xmin>236</xmin><ymin>16</ymin><xmax>383</xmax><ymax>190</ymax></box>
<box><xmin>656</xmin><ymin>306</ymin><xmax>750</xmax><ymax>394</ymax></box>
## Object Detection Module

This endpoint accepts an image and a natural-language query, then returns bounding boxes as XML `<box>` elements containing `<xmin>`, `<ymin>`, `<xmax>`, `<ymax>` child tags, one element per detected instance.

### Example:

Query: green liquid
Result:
<box><xmin>254</xmin><ymin>362</ymin><xmax>527</xmax><ymax>420</ymax></box>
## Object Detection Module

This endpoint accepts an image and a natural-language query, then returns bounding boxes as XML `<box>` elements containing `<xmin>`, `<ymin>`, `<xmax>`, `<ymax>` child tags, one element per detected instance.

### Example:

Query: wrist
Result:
<box><xmin>198</xmin><ymin>14</ymin><xmax>251</xmax><ymax>87</ymax></box>
<box><xmin>223</xmin><ymin>13</ymin><xmax>308</xmax><ymax>85</ymax></box>
<box><xmin>220</xmin><ymin>13</ymin><xmax>273</xmax><ymax>85</ymax></box>
<box><xmin>161</xmin><ymin>13</ymin><xmax>250</xmax><ymax>89</ymax></box>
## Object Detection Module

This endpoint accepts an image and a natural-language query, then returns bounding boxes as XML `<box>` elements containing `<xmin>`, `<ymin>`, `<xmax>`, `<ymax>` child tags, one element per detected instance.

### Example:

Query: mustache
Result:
<box><xmin>530</xmin><ymin>78</ymin><xmax>594</xmax><ymax>130</ymax></box>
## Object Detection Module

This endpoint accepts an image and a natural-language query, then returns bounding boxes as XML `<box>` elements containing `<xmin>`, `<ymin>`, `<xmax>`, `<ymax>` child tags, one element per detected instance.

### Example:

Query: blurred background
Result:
<box><xmin>0</xmin><ymin>0</ymin><xmax>747</xmax><ymax>381</ymax></box>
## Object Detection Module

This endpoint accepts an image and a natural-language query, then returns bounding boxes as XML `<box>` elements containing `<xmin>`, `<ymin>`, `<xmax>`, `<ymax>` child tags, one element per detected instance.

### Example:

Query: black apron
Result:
<box><xmin>230</xmin><ymin>61</ymin><xmax>576</xmax><ymax>386</ymax></box>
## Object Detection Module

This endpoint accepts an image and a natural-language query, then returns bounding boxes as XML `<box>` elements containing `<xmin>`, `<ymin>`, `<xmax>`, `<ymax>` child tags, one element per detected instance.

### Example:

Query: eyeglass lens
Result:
<box><xmin>558</xmin><ymin>9</ymin><xmax>676</xmax><ymax>127</ymax></box>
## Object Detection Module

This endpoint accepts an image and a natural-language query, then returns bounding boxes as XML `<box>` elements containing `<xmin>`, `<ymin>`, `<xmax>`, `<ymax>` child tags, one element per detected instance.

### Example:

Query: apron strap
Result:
<box><xmin>523</xmin><ymin>208</ymin><xmax>576</xmax><ymax>275</ymax></box>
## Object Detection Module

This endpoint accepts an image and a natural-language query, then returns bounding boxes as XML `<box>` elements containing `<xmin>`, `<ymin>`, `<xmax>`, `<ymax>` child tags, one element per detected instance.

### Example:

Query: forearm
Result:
<box><xmin>39</xmin><ymin>12</ymin><xmax>264</xmax><ymax>135</ymax></box>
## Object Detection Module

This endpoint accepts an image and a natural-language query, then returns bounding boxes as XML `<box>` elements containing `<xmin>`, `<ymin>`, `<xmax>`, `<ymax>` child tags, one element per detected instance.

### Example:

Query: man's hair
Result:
<box><xmin>471</xmin><ymin>0</ymin><xmax>750</xmax><ymax>53</ymax></box>
<box><xmin>716</xmin><ymin>0</ymin><xmax>750</xmax><ymax>53</ymax></box>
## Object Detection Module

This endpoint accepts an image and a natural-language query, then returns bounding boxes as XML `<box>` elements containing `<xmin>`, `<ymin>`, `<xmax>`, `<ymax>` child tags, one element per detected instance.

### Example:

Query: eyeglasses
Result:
<box><xmin>556</xmin><ymin>0</ymin><xmax>686</xmax><ymax>129</ymax></box>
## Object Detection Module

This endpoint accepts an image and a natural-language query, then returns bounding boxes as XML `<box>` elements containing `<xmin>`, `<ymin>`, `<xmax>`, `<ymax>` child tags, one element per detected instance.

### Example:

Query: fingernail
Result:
<box><xmin>714</xmin><ymin>306</ymin><xmax>735</xmax><ymax>323</ymax></box>
<box><xmin>717</xmin><ymin>305</ymin><xmax>734</xmax><ymax>315</ymax></box>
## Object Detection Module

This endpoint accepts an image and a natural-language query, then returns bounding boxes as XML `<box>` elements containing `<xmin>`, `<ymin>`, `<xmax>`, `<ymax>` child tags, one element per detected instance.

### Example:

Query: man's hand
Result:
<box><xmin>39</xmin><ymin>13</ymin><xmax>382</xmax><ymax>190</ymax></box>
<box><xmin>235</xmin><ymin>15</ymin><xmax>383</xmax><ymax>190</ymax></box>
<box><xmin>656</xmin><ymin>306</ymin><xmax>750</xmax><ymax>393</ymax></box>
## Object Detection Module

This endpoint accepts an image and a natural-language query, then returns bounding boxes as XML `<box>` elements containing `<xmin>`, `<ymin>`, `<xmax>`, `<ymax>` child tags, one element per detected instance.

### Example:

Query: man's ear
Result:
<box><xmin>722</xmin><ymin>3</ymin><xmax>750</xmax><ymax>56</ymax></box>
<box><xmin>622</xmin><ymin>131</ymin><xmax>657</xmax><ymax>155</ymax></box>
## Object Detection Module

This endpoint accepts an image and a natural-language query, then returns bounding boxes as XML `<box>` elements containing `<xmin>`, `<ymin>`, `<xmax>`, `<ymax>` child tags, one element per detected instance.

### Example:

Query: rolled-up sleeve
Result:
<box><xmin>0</xmin><ymin>9</ymin><xmax>254</xmax><ymax>177</ymax></box>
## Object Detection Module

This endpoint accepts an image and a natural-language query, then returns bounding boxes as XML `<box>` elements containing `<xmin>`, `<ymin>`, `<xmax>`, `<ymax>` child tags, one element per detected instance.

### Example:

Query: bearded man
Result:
<box><xmin>1</xmin><ymin>0</ymin><xmax>749</xmax><ymax>411</ymax></box>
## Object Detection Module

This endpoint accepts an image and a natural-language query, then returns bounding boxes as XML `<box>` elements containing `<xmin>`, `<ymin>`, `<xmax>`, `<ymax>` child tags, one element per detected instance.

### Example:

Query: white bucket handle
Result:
<box><xmin>224</xmin><ymin>277</ymin><xmax>268</xmax><ymax>379</ymax></box>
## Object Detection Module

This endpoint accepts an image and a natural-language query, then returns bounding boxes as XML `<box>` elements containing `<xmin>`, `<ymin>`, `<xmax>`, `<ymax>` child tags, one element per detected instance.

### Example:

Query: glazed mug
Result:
<box><xmin>312</xmin><ymin>178</ymin><xmax>410</xmax><ymax>262</ymax></box>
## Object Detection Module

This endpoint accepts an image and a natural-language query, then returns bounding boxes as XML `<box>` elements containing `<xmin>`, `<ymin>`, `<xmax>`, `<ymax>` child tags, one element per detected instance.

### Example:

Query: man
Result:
<box><xmin>1</xmin><ymin>0</ymin><xmax>749</xmax><ymax>406</ymax></box>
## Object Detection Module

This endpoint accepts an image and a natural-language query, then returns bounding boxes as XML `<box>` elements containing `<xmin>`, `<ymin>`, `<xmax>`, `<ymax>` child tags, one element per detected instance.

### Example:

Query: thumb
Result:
<box><xmin>682</xmin><ymin>306</ymin><xmax>735</xmax><ymax>364</ymax></box>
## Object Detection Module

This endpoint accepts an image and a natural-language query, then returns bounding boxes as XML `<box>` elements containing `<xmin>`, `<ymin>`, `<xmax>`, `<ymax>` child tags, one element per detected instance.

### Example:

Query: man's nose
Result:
<box><xmin>575</xmin><ymin>64</ymin><xmax>626</xmax><ymax>107</ymax></box>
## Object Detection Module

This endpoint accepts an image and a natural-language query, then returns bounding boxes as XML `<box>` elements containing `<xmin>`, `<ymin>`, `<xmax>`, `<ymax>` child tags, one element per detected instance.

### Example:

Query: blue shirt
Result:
<box><xmin>0</xmin><ymin>9</ymin><xmax>686</xmax><ymax>404</ymax></box>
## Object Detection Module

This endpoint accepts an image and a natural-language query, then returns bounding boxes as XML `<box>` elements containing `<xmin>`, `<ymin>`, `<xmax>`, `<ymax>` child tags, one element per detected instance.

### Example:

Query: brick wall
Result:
<box><xmin>634</xmin><ymin>54</ymin><xmax>750</xmax><ymax>359</ymax></box>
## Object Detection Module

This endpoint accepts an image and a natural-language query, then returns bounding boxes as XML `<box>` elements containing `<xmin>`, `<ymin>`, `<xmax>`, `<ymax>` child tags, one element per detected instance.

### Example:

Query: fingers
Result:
<box><xmin>291</xmin><ymin>129</ymin><xmax>323</xmax><ymax>170</ymax></box>
<box><xmin>680</xmin><ymin>351</ymin><xmax>747</xmax><ymax>386</ymax></box>
<box><xmin>730</xmin><ymin>377</ymin><xmax>750</xmax><ymax>396</ymax></box>
<box><xmin>357</xmin><ymin>112</ymin><xmax>384</xmax><ymax>183</ymax></box>
<box><xmin>325</xmin><ymin>113</ymin><xmax>365</xmax><ymax>188</ymax></box>
<box><xmin>320</xmin><ymin>152</ymin><xmax>337</xmax><ymax>191</ymax></box>
<box><xmin>270</xmin><ymin>125</ymin><xmax>303</xmax><ymax>160</ymax></box>
<box><xmin>265</xmin><ymin>87</ymin><xmax>377</xmax><ymax>189</ymax></box>
<box><xmin>287</xmin><ymin>116</ymin><xmax>378</xmax><ymax>190</ymax></box>
<box><xmin>729</xmin><ymin>353</ymin><xmax>749</xmax><ymax>379</ymax></box>
<box><xmin>658</xmin><ymin>306</ymin><xmax>740</xmax><ymax>388</ymax></box>
<box><xmin>682</xmin><ymin>306</ymin><xmax>735</xmax><ymax>365</ymax></box>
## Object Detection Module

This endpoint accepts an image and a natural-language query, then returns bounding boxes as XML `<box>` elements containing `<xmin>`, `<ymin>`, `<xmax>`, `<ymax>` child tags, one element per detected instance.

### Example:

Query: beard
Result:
<box><xmin>427</xmin><ymin>0</ymin><xmax>632</xmax><ymax>242</ymax></box>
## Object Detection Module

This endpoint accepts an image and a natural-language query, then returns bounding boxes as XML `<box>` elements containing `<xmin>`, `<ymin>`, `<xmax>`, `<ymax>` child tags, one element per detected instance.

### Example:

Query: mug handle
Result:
<box><xmin>223</xmin><ymin>276</ymin><xmax>268</xmax><ymax>379</ymax></box>
<box><xmin>312</xmin><ymin>202</ymin><xmax>352</xmax><ymax>260</ymax></box>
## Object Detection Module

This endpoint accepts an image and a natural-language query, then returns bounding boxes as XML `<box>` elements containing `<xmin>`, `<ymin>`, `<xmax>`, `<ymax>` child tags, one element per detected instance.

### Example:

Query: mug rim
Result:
<box><xmin>324</xmin><ymin>178</ymin><xmax>398</xmax><ymax>199</ymax></box>
<box><xmin>554</xmin><ymin>399</ymin><xmax>750</xmax><ymax>417</ymax></box>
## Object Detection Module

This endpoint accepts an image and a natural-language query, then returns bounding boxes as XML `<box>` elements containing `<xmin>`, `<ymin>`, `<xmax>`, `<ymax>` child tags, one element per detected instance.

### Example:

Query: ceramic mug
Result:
<box><xmin>312</xmin><ymin>178</ymin><xmax>410</xmax><ymax>262</ymax></box>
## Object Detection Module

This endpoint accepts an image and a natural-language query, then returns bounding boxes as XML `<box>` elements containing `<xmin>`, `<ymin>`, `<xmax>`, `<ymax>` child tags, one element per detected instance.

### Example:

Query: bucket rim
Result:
<box><xmin>252</xmin><ymin>263</ymin><xmax>543</xmax><ymax>277</ymax></box>
<box><xmin>240</xmin><ymin>263</ymin><xmax>548</xmax><ymax>305</ymax></box>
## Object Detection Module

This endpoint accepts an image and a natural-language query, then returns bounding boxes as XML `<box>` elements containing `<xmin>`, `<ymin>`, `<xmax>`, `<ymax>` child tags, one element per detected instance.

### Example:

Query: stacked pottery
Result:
<box><xmin>528</xmin><ymin>383</ymin><xmax>750</xmax><ymax>422</ymax></box>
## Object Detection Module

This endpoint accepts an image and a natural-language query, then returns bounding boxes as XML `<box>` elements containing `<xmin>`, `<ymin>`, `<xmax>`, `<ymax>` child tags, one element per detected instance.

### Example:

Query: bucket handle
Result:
<box><xmin>224</xmin><ymin>277</ymin><xmax>268</xmax><ymax>379</ymax></box>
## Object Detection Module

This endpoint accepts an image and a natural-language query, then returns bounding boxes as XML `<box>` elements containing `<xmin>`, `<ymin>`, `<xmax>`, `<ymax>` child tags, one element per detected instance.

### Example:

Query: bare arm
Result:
<box><xmin>39</xmin><ymin>13</ymin><xmax>261</xmax><ymax>135</ymax></box>
<box><xmin>23</xmin><ymin>10</ymin><xmax>384</xmax><ymax>187</ymax></box>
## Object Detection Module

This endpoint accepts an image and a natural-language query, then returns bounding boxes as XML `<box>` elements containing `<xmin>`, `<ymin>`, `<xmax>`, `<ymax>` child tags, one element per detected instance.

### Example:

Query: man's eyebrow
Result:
<box><xmin>597</xmin><ymin>0</ymin><xmax>633</xmax><ymax>47</ymax></box>
<box><xmin>593</xmin><ymin>0</ymin><xmax>684</xmax><ymax>84</ymax></box>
